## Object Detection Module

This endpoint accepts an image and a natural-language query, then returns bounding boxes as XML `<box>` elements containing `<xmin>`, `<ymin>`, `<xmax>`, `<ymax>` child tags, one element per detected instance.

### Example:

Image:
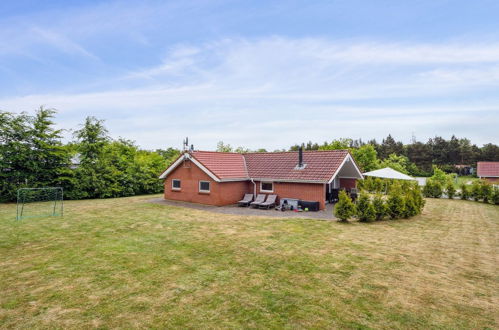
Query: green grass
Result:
<box><xmin>0</xmin><ymin>196</ymin><xmax>498</xmax><ymax>328</ymax></box>
<box><xmin>455</xmin><ymin>175</ymin><xmax>479</xmax><ymax>188</ymax></box>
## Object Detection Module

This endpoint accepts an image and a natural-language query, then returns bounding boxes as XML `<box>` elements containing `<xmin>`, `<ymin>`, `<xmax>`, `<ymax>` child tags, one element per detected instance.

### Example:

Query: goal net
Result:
<box><xmin>16</xmin><ymin>187</ymin><xmax>64</xmax><ymax>220</ymax></box>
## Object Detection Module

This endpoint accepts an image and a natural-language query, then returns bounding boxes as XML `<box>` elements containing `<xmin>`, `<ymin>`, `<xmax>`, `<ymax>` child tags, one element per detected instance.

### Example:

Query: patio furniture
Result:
<box><xmin>237</xmin><ymin>193</ymin><xmax>254</xmax><ymax>207</ymax></box>
<box><xmin>330</xmin><ymin>189</ymin><xmax>339</xmax><ymax>203</ymax></box>
<box><xmin>259</xmin><ymin>194</ymin><xmax>277</xmax><ymax>209</ymax></box>
<box><xmin>250</xmin><ymin>194</ymin><xmax>266</xmax><ymax>208</ymax></box>
<box><xmin>298</xmin><ymin>200</ymin><xmax>320</xmax><ymax>211</ymax></box>
<box><xmin>279</xmin><ymin>197</ymin><xmax>300</xmax><ymax>211</ymax></box>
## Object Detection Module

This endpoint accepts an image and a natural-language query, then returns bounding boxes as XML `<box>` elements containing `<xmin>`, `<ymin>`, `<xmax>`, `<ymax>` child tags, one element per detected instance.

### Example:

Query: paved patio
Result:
<box><xmin>148</xmin><ymin>198</ymin><xmax>336</xmax><ymax>221</ymax></box>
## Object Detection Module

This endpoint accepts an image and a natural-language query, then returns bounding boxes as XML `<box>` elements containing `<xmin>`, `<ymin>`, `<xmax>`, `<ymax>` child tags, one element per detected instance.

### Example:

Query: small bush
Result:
<box><xmin>404</xmin><ymin>193</ymin><xmax>419</xmax><ymax>217</ymax></box>
<box><xmin>334</xmin><ymin>190</ymin><xmax>356</xmax><ymax>222</ymax></box>
<box><xmin>423</xmin><ymin>180</ymin><xmax>443</xmax><ymax>198</ymax></box>
<box><xmin>492</xmin><ymin>186</ymin><xmax>499</xmax><ymax>205</ymax></box>
<box><xmin>410</xmin><ymin>184</ymin><xmax>425</xmax><ymax>213</ymax></box>
<box><xmin>446</xmin><ymin>182</ymin><xmax>456</xmax><ymax>199</ymax></box>
<box><xmin>431</xmin><ymin>166</ymin><xmax>453</xmax><ymax>186</ymax></box>
<box><xmin>374</xmin><ymin>178</ymin><xmax>384</xmax><ymax>193</ymax></box>
<box><xmin>471</xmin><ymin>181</ymin><xmax>482</xmax><ymax>201</ymax></box>
<box><xmin>356</xmin><ymin>194</ymin><xmax>376</xmax><ymax>222</ymax></box>
<box><xmin>460</xmin><ymin>183</ymin><xmax>470</xmax><ymax>200</ymax></box>
<box><xmin>387</xmin><ymin>184</ymin><xmax>406</xmax><ymax>219</ymax></box>
<box><xmin>372</xmin><ymin>194</ymin><xmax>387</xmax><ymax>221</ymax></box>
<box><xmin>480</xmin><ymin>182</ymin><xmax>492</xmax><ymax>203</ymax></box>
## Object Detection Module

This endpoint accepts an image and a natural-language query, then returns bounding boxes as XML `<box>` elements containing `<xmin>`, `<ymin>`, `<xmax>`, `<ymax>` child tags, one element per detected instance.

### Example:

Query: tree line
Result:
<box><xmin>0</xmin><ymin>107</ymin><xmax>179</xmax><ymax>202</ymax></box>
<box><xmin>218</xmin><ymin>136</ymin><xmax>499</xmax><ymax>177</ymax></box>
<box><xmin>289</xmin><ymin>136</ymin><xmax>499</xmax><ymax>176</ymax></box>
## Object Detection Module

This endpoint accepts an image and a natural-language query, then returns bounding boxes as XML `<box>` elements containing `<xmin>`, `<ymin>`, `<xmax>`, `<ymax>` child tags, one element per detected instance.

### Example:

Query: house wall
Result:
<box><xmin>255</xmin><ymin>181</ymin><xmax>326</xmax><ymax>210</ymax></box>
<box><xmin>163</xmin><ymin>160</ymin><xmax>333</xmax><ymax>210</ymax></box>
<box><xmin>483</xmin><ymin>177</ymin><xmax>499</xmax><ymax>184</ymax></box>
<box><xmin>164</xmin><ymin>160</ymin><xmax>249</xmax><ymax>206</ymax></box>
<box><xmin>339</xmin><ymin>178</ymin><xmax>357</xmax><ymax>189</ymax></box>
<box><xmin>218</xmin><ymin>181</ymin><xmax>252</xmax><ymax>205</ymax></box>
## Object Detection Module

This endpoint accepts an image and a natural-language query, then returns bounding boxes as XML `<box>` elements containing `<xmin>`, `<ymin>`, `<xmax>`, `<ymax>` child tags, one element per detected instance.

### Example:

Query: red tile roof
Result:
<box><xmin>244</xmin><ymin>150</ymin><xmax>349</xmax><ymax>182</ymax></box>
<box><xmin>191</xmin><ymin>151</ymin><xmax>248</xmax><ymax>179</ymax></box>
<box><xmin>477</xmin><ymin>162</ymin><xmax>499</xmax><ymax>177</ymax></box>
<box><xmin>189</xmin><ymin>150</ymin><xmax>351</xmax><ymax>182</ymax></box>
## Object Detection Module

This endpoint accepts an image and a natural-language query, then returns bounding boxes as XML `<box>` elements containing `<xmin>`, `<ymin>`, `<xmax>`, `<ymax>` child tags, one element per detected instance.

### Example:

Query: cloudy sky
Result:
<box><xmin>1</xmin><ymin>0</ymin><xmax>499</xmax><ymax>150</ymax></box>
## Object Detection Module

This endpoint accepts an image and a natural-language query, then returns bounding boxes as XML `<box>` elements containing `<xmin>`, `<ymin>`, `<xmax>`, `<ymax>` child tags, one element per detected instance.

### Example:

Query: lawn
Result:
<box><xmin>455</xmin><ymin>175</ymin><xmax>479</xmax><ymax>188</ymax></box>
<box><xmin>0</xmin><ymin>196</ymin><xmax>498</xmax><ymax>329</ymax></box>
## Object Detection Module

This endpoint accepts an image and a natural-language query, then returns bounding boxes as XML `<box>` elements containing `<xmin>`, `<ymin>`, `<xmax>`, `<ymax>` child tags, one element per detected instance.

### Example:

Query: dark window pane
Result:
<box><xmin>200</xmin><ymin>181</ymin><xmax>210</xmax><ymax>191</ymax></box>
<box><xmin>172</xmin><ymin>180</ymin><xmax>181</xmax><ymax>188</ymax></box>
<box><xmin>262</xmin><ymin>182</ymin><xmax>273</xmax><ymax>191</ymax></box>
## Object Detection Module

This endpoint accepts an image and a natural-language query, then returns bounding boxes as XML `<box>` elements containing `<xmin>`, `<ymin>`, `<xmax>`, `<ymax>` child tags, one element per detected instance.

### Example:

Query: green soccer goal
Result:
<box><xmin>16</xmin><ymin>187</ymin><xmax>64</xmax><ymax>220</ymax></box>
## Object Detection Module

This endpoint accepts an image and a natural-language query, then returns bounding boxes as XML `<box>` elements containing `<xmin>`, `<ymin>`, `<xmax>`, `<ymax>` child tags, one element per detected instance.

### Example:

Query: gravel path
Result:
<box><xmin>148</xmin><ymin>198</ymin><xmax>336</xmax><ymax>221</ymax></box>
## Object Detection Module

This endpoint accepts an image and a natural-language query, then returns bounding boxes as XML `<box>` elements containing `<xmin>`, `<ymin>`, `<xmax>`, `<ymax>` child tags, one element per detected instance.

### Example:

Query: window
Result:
<box><xmin>172</xmin><ymin>179</ymin><xmax>181</xmax><ymax>190</ymax></box>
<box><xmin>199</xmin><ymin>181</ymin><xmax>210</xmax><ymax>193</ymax></box>
<box><xmin>260</xmin><ymin>181</ymin><xmax>273</xmax><ymax>192</ymax></box>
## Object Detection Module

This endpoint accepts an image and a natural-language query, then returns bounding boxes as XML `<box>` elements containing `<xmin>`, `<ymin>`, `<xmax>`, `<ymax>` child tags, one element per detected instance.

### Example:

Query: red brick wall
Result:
<box><xmin>483</xmin><ymin>177</ymin><xmax>499</xmax><ymax>184</ymax></box>
<box><xmin>218</xmin><ymin>181</ymin><xmax>252</xmax><ymax>205</ymax></box>
<box><xmin>255</xmin><ymin>181</ymin><xmax>326</xmax><ymax>210</ymax></box>
<box><xmin>163</xmin><ymin>161</ymin><xmax>329</xmax><ymax>209</ymax></box>
<box><xmin>339</xmin><ymin>178</ymin><xmax>357</xmax><ymax>189</ymax></box>
<box><xmin>164</xmin><ymin>160</ymin><xmax>249</xmax><ymax>206</ymax></box>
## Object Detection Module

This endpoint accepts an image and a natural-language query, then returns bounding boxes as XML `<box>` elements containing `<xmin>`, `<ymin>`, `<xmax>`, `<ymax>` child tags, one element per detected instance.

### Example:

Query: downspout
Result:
<box><xmin>251</xmin><ymin>178</ymin><xmax>256</xmax><ymax>197</ymax></box>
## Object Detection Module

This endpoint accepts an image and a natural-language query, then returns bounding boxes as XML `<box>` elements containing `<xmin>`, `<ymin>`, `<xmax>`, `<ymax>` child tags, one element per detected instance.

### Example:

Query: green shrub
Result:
<box><xmin>356</xmin><ymin>194</ymin><xmax>376</xmax><ymax>222</ymax></box>
<box><xmin>480</xmin><ymin>182</ymin><xmax>492</xmax><ymax>203</ymax></box>
<box><xmin>410</xmin><ymin>184</ymin><xmax>425</xmax><ymax>213</ymax></box>
<box><xmin>446</xmin><ymin>182</ymin><xmax>456</xmax><ymax>199</ymax></box>
<box><xmin>374</xmin><ymin>178</ymin><xmax>384</xmax><ymax>193</ymax></box>
<box><xmin>492</xmin><ymin>186</ymin><xmax>499</xmax><ymax>205</ymax></box>
<box><xmin>372</xmin><ymin>194</ymin><xmax>387</xmax><ymax>221</ymax></box>
<box><xmin>334</xmin><ymin>190</ymin><xmax>356</xmax><ymax>222</ymax></box>
<box><xmin>404</xmin><ymin>194</ymin><xmax>419</xmax><ymax>217</ymax></box>
<box><xmin>471</xmin><ymin>181</ymin><xmax>482</xmax><ymax>201</ymax></box>
<box><xmin>387</xmin><ymin>184</ymin><xmax>405</xmax><ymax>219</ymax></box>
<box><xmin>431</xmin><ymin>166</ymin><xmax>453</xmax><ymax>186</ymax></box>
<box><xmin>459</xmin><ymin>183</ymin><xmax>470</xmax><ymax>200</ymax></box>
<box><xmin>423</xmin><ymin>180</ymin><xmax>443</xmax><ymax>198</ymax></box>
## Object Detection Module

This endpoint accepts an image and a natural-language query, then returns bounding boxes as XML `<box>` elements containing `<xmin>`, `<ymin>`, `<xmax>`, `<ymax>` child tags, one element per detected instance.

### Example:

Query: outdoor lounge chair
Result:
<box><xmin>259</xmin><ymin>194</ymin><xmax>277</xmax><ymax>209</ymax></box>
<box><xmin>250</xmin><ymin>194</ymin><xmax>266</xmax><ymax>208</ymax></box>
<box><xmin>238</xmin><ymin>193</ymin><xmax>254</xmax><ymax>207</ymax></box>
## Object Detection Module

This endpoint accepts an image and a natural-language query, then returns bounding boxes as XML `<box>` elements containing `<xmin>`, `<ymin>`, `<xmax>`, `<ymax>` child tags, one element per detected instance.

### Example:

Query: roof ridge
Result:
<box><xmin>192</xmin><ymin>150</ymin><xmax>242</xmax><ymax>154</ymax></box>
<box><xmin>193</xmin><ymin>149</ymin><xmax>349</xmax><ymax>155</ymax></box>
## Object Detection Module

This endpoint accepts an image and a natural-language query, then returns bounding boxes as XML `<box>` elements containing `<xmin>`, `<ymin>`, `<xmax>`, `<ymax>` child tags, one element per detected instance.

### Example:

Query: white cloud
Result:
<box><xmin>2</xmin><ymin>37</ymin><xmax>499</xmax><ymax>149</ymax></box>
<box><xmin>30</xmin><ymin>27</ymin><xmax>99</xmax><ymax>59</ymax></box>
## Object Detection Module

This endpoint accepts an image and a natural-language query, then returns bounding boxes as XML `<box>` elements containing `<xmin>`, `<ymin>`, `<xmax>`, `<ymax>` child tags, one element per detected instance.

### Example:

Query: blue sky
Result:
<box><xmin>1</xmin><ymin>0</ymin><xmax>498</xmax><ymax>150</ymax></box>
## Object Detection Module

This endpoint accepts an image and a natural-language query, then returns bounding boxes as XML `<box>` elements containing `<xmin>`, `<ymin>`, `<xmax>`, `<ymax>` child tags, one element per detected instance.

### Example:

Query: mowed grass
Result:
<box><xmin>0</xmin><ymin>196</ymin><xmax>498</xmax><ymax>329</ymax></box>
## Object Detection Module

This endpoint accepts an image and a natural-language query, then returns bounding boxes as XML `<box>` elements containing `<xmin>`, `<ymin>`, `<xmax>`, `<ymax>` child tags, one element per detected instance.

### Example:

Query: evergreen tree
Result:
<box><xmin>356</xmin><ymin>194</ymin><xmax>376</xmax><ymax>222</ymax></box>
<box><xmin>372</xmin><ymin>194</ymin><xmax>387</xmax><ymax>220</ymax></box>
<box><xmin>0</xmin><ymin>111</ymin><xmax>33</xmax><ymax>201</ymax></box>
<box><xmin>334</xmin><ymin>190</ymin><xmax>356</xmax><ymax>222</ymax></box>
<box><xmin>492</xmin><ymin>186</ymin><xmax>499</xmax><ymax>205</ymax></box>
<box><xmin>29</xmin><ymin>107</ymin><xmax>71</xmax><ymax>188</ymax></box>
<box><xmin>460</xmin><ymin>183</ymin><xmax>470</xmax><ymax>200</ymax></box>
<box><xmin>446</xmin><ymin>182</ymin><xmax>456</xmax><ymax>199</ymax></box>
<box><xmin>387</xmin><ymin>184</ymin><xmax>405</xmax><ymax>219</ymax></box>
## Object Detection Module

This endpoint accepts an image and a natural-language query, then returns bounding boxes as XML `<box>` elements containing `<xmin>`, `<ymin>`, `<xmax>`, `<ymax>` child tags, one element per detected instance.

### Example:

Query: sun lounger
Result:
<box><xmin>238</xmin><ymin>193</ymin><xmax>254</xmax><ymax>207</ymax></box>
<box><xmin>250</xmin><ymin>194</ymin><xmax>266</xmax><ymax>208</ymax></box>
<box><xmin>259</xmin><ymin>194</ymin><xmax>277</xmax><ymax>209</ymax></box>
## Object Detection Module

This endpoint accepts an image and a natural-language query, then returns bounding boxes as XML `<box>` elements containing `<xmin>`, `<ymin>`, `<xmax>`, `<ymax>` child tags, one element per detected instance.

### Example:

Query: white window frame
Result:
<box><xmin>171</xmin><ymin>179</ymin><xmax>181</xmax><ymax>190</ymax></box>
<box><xmin>260</xmin><ymin>181</ymin><xmax>274</xmax><ymax>193</ymax></box>
<box><xmin>199</xmin><ymin>180</ymin><xmax>211</xmax><ymax>193</ymax></box>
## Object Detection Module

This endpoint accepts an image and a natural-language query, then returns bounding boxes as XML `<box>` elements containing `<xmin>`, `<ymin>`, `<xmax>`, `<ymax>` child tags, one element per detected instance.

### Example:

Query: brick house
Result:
<box><xmin>159</xmin><ymin>149</ymin><xmax>363</xmax><ymax>210</ymax></box>
<box><xmin>477</xmin><ymin>162</ymin><xmax>499</xmax><ymax>184</ymax></box>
